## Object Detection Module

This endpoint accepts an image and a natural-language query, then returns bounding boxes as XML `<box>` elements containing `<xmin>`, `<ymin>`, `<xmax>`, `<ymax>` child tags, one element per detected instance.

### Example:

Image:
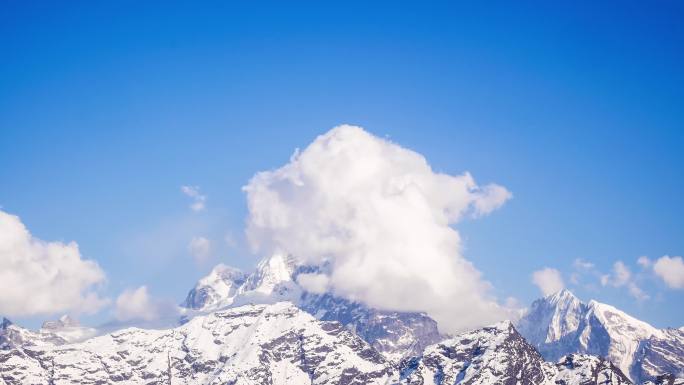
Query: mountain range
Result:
<box><xmin>1</xmin><ymin>254</ymin><xmax>682</xmax><ymax>384</ymax></box>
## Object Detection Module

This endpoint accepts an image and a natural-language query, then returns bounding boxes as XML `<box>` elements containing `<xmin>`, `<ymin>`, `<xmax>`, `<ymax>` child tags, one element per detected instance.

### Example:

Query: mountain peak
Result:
<box><xmin>199</xmin><ymin>263</ymin><xmax>246</xmax><ymax>286</ymax></box>
<box><xmin>241</xmin><ymin>253</ymin><xmax>298</xmax><ymax>294</ymax></box>
<box><xmin>181</xmin><ymin>263</ymin><xmax>248</xmax><ymax>310</ymax></box>
<box><xmin>58</xmin><ymin>315</ymin><xmax>79</xmax><ymax>327</ymax></box>
<box><xmin>42</xmin><ymin>315</ymin><xmax>80</xmax><ymax>330</ymax></box>
<box><xmin>517</xmin><ymin>292</ymin><xmax>681</xmax><ymax>383</ymax></box>
<box><xmin>516</xmin><ymin>288</ymin><xmax>587</xmax><ymax>351</ymax></box>
<box><xmin>547</xmin><ymin>288</ymin><xmax>577</xmax><ymax>301</ymax></box>
<box><xmin>489</xmin><ymin>319</ymin><xmax>515</xmax><ymax>331</ymax></box>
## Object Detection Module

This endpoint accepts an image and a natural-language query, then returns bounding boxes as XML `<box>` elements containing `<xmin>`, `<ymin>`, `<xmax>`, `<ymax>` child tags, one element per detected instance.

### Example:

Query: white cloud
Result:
<box><xmin>637</xmin><ymin>256</ymin><xmax>651</xmax><ymax>268</ymax></box>
<box><xmin>181</xmin><ymin>185</ymin><xmax>206</xmax><ymax>212</ymax></box>
<box><xmin>188</xmin><ymin>236</ymin><xmax>211</xmax><ymax>263</ymax></box>
<box><xmin>0</xmin><ymin>210</ymin><xmax>108</xmax><ymax>317</ymax></box>
<box><xmin>601</xmin><ymin>261</ymin><xmax>648</xmax><ymax>301</ymax></box>
<box><xmin>114</xmin><ymin>286</ymin><xmax>177</xmax><ymax>322</ymax></box>
<box><xmin>114</xmin><ymin>286</ymin><xmax>156</xmax><ymax>321</ymax></box>
<box><xmin>611</xmin><ymin>261</ymin><xmax>631</xmax><ymax>286</ymax></box>
<box><xmin>569</xmin><ymin>258</ymin><xmax>599</xmax><ymax>288</ymax></box>
<box><xmin>296</xmin><ymin>273</ymin><xmax>330</xmax><ymax>294</ymax></box>
<box><xmin>573</xmin><ymin>258</ymin><xmax>594</xmax><ymax>270</ymax></box>
<box><xmin>243</xmin><ymin>125</ymin><xmax>512</xmax><ymax>332</ymax></box>
<box><xmin>652</xmin><ymin>256</ymin><xmax>684</xmax><ymax>289</ymax></box>
<box><xmin>531</xmin><ymin>268</ymin><xmax>564</xmax><ymax>296</ymax></box>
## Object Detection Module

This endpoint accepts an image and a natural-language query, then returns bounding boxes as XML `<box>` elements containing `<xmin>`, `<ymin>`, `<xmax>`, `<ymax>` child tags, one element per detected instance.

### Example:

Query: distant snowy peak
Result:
<box><xmin>181</xmin><ymin>254</ymin><xmax>300</xmax><ymax>312</ymax></box>
<box><xmin>41</xmin><ymin>314</ymin><xmax>79</xmax><ymax>330</ymax></box>
<box><xmin>516</xmin><ymin>288</ymin><xmax>587</xmax><ymax>347</ymax></box>
<box><xmin>241</xmin><ymin>253</ymin><xmax>298</xmax><ymax>293</ymax></box>
<box><xmin>400</xmin><ymin>319</ymin><xmax>631</xmax><ymax>385</ymax></box>
<box><xmin>1</xmin><ymin>315</ymin><xmax>96</xmax><ymax>350</ymax></box>
<box><xmin>234</xmin><ymin>253</ymin><xmax>302</xmax><ymax>305</ymax></box>
<box><xmin>39</xmin><ymin>315</ymin><xmax>97</xmax><ymax>343</ymax></box>
<box><xmin>181</xmin><ymin>263</ymin><xmax>247</xmax><ymax>310</ymax></box>
<box><xmin>517</xmin><ymin>289</ymin><xmax>682</xmax><ymax>384</ymax></box>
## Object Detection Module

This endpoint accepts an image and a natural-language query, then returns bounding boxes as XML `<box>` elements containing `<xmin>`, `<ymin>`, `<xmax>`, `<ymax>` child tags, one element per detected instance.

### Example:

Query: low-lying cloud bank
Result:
<box><xmin>243</xmin><ymin>125</ymin><xmax>513</xmax><ymax>332</ymax></box>
<box><xmin>0</xmin><ymin>210</ymin><xmax>107</xmax><ymax>317</ymax></box>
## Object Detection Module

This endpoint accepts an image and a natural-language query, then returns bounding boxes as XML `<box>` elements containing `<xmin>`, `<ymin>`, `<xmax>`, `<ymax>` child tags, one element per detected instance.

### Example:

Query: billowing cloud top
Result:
<box><xmin>0</xmin><ymin>210</ymin><xmax>107</xmax><ymax>317</ymax></box>
<box><xmin>243</xmin><ymin>125</ymin><xmax>512</xmax><ymax>332</ymax></box>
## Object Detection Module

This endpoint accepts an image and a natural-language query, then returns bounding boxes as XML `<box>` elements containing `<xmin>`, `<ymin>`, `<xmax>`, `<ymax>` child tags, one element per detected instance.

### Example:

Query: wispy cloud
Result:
<box><xmin>188</xmin><ymin>236</ymin><xmax>211</xmax><ymax>263</ymax></box>
<box><xmin>600</xmin><ymin>261</ymin><xmax>648</xmax><ymax>301</ymax></box>
<box><xmin>181</xmin><ymin>185</ymin><xmax>206</xmax><ymax>212</ymax></box>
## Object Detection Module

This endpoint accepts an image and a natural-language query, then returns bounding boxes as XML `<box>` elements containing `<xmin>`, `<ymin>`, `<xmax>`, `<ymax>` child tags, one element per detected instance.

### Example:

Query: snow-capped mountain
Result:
<box><xmin>0</xmin><ymin>315</ymin><xmax>95</xmax><ymax>350</ymax></box>
<box><xmin>516</xmin><ymin>289</ymin><xmax>684</xmax><ymax>384</ymax></box>
<box><xmin>399</xmin><ymin>320</ymin><xmax>630</xmax><ymax>385</ymax></box>
<box><xmin>0</xmin><ymin>302</ymin><xmax>394</xmax><ymax>385</ymax></box>
<box><xmin>182</xmin><ymin>255</ymin><xmax>302</xmax><ymax>312</ymax></box>
<box><xmin>0</xmin><ymin>302</ymin><xmax>635</xmax><ymax>385</ymax></box>
<box><xmin>182</xmin><ymin>264</ymin><xmax>248</xmax><ymax>310</ymax></box>
<box><xmin>181</xmin><ymin>254</ymin><xmax>444</xmax><ymax>362</ymax></box>
<box><xmin>516</xmin><ymin>289</ymin><xmax>587</xmax><ymax>358</ymax></box>
<box><xmin>39</xmin><ymin>314</ymin><xmax>97</xmax><ymax>343</ymax></box>
<box><xmin>2</xmin><ymin>258</ymin><xmax>680</xmax><ymax>384</ymax></box>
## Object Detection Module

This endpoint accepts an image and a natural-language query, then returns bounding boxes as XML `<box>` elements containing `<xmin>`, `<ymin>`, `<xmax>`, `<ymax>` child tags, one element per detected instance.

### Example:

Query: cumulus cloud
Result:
<box><xmin>114</xmin><ymin>286</ymin><xmax>156</xmax><ymax>321</ymax></box>
<box><xmin>243</xmin><ymin>125</ymin><xmax>512</xmax><ymax>332</ymax></box>
<box><xmin>188</xmin><ymin>236</ymin><xmax>211</xmax><ymax>263</ymax></box>
<box><xmin>652</xmin><ymin>256</ymin><xmax>684</xmax><ymax>289</ymax></box>
<box><xmin>531</xmin><ymin>268</ymin><xmax>564</xmax><ymax>296</ymax></box>
<box><xmin>601</xmin><ymin>261</ymin><xmax>648</xmax><ymax>300</ymax></box>
<box><xmin>181</xmin><ymin>185</ymin><xmax>206</xmax><ymax>212</ymax></box>
<box><xmin>114</xmin><ymin>286</ymin><xmax>177</xmax><ymax>322</ymax></box>
<box><xmin>0</xmin><ymin>210</ymin><xmax>108</xmax><ymax>317</ymax></box>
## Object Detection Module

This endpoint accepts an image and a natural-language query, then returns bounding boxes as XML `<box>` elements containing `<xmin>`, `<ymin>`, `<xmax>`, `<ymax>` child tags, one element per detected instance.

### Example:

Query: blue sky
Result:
<box><xmin>1</xmin><ymin>1</ymin><xmax>683</xmax><ymax>328</ymax></box>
